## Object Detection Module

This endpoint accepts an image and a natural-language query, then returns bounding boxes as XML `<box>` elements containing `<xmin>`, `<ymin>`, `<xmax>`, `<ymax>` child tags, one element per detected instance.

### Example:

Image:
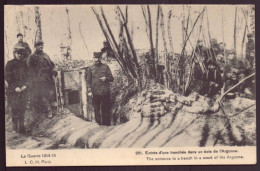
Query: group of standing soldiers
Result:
<box><xmin>5</xmin><ymin>33</ymin><xmax>57</xmax><ymax>133</ymax></box>
<box><xmin>188</xmin><ymin>33</ymin><xmax>255</xmax><ymax>98</ymax></box>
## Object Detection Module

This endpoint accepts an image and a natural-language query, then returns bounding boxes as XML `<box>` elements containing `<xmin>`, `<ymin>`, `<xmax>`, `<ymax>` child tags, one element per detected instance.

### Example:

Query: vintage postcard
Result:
<box><xmin>4</xmin><ymin>4</ymin><xmax>256</xmax><ymax>166</ymax></box>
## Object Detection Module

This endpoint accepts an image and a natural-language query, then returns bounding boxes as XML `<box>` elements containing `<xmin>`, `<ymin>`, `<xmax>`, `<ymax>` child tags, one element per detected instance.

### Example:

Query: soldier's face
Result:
<box><xmin>18</xmin><ymin>36</ymin><xmax>23</xmax><ymax>42</ymax></box>
<box><xmin>36</xmin><ymin>44</ymin><xmax>44</xmax><ymax>51</ymax></box>
<box><xmin>198</xmin><ymin>42</ymin><xmax>203</xmax><ymax>47</ymax></box>
<box><xmin>208</xmin><ymin>64</ymin><xmax>215</xmax><ymax>70</ymax></box>
<box><xmin>94</xmin><ymin>57</ymin><xmax>101</xmax><ymax>64</ymax></box>
<box><xmin>228</xmin><ymin>54</ymin><xmax>235</xmax><ymax>60</ymax></box>
<box><xmin>14</xmin><ymin>52</ymin><xmax>22</xmax><ymax>60</ymax></box>
<box><xmin>219</xmin><ymin>44</ymin><xmax>225</xmax><ymax>50</ymax></box>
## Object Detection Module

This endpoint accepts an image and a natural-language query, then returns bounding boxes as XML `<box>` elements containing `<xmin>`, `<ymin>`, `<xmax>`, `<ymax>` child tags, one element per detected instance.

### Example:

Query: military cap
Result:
<box><xmin>207</xmin><ymin>59</ymin><xmax>217</xmax><ymax>66</ymax></box>
<box><xmin>219</xmin><ymin>42</ymin><xmax>226</xmax><ymax>46</ymax></box>
<box><xmin>103</xmin><ymin>41</ymin><xmax>109</xmax><ymax>47</ymax></box>
<box><xmin>93</xmin><ymin>52</ymin><xmax>101</xmax><ymax>58</ymax></box>
<box><xmin>17</xmin><ymin>33</ymin><xmax>23</xmax><ymax>38</ymax></box>
<box><xmin>247</xmin><ymin>33</ymin><xmax>253</xmax><ymax>38</ymax></box>
<box><xmin>35</xmin><ymin>40</ymin><xmax>44</xmax><ymax>47</ymax></box>
<box><xmin>229</xmin><ymin>49</ymin><xmax>236</xmax><ymax>54</ymax></box>
<box><xmin>197</xmin><ymin>39</ymin><xmax>203</xmax><ymax>43</ymax></box>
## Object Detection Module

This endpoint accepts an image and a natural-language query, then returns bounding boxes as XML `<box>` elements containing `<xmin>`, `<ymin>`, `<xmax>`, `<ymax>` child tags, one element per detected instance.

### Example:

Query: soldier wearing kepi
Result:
<box><xmin>27</xmin><ymin>40</ymin><xmax>57</xmax><ymax>118</ymax></box>
<box><xmin>14</xmin><ymin>33</ymin><xmax>32</xmax><ymax>61</ymax></box>
<box><xmin>5</xmin><ymin>46</ymin><xmax>29</xmax><ymax>133</ymax></box>
<box><xmin>86</xmin><ymin>52</ymin><xmax>114</xmax><ymax>126</ymax></box>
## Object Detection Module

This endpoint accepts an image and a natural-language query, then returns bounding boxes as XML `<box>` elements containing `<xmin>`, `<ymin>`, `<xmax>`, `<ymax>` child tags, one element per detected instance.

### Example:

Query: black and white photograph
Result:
<box><xmin>4</xmin><ymin>4</ymin><xmax>256</xmax><ymax>166</ymax></box>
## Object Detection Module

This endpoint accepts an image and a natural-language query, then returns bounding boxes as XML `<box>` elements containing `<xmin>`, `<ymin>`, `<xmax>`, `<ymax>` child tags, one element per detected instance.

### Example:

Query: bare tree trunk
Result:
<box><xmin>100</xmin><ymin>7</ymin><xmax>136</xmax><ymax>80</ymax></box>
<box><xmin>234</xmin><ymin>6</ymin><xmax>238</xmax><ymax>52</ymax></box>
<box><xmin>79</xmin><ymin>22</ymin><xmax>90</xmax><ymax>58</ymax></box>
<box><xmin>19</xmin><ymin>11</ymin><xmax>26</xmax><ymax>37</ymax></box>
<box><xmin>147</xmin><ymin>5</ymin><xmax>156</xmax><ymax>79</ymax></box>
<box><xmin>66</xmin><ymin>8</ymin><xmax>72</xmax><ymax>47</ymax></box>
<box><xmin>92</xmin><ymin>6</ymin><xmax>135</xmax><ymax>85</ymax></box>
<box><xmin>34</xmin><ymin>6</ymin><xmax>42</xmax><ymax>44</ymax></box>
<box><xmin>182</xmin><ymin>5</ymin><xmax>186</xmax><ymax>44</ymax></box>
<box><xmin>167</xmin><ymin>9</ymin><xmax>175</xmax><ymax>59</ymax></box>
<box><xmin>141</xmin><ymin>5</ymin><xmax>149</xmax><ymax>38</ymax></box>
<box><xmin>159</xmin><ymin>6</ymin><xmax>170</xmax><ymax>88</ymax></box>
<box><xmin>221</xmin><ymin>7</ymin><xmax>227</xmax><ymax>63</ymax></box>
<box><xmin>241</xmin><ymin>7</ymin><xmax>249</xmax><ymax>58</ymax></box>
<box><xmin>206</xmin><ymin>7</ymin><xmax>212</xmax><ymax>46</ymax></box>
<box><xmin>4</xmin><ymin>28</ymin><xmax>10</xmax><ymax>61</ymax></box>
<box><xmin>15</xmin><ymin>9</ymin><xmax>20</xmax><ymax>34</ymax></box>
<box><xmin>155</xmin><ymin>5</ymin><xmax>160</xmax><ymax>66</ymax></box>
<box><xmin>241</xmin><ymin>23</ymin><xmax>247</xmax><ymax>58</ymax></box>
<box><xmin>118</xmin><ymin>6</ymin><xmax>142</xmax><ymax>90</ymax></box>
<box><xmin>167</xmin><ymin>9</ymin><xmax>178</xmax><ymax>91</ymax></box>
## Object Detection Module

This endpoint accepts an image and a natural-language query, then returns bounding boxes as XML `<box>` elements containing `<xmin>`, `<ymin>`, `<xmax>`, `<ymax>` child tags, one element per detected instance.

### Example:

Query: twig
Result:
<box><xmin>79</xmin><ymin>22</ymin><xmax>90</xmax><ymax>58</ymax></box>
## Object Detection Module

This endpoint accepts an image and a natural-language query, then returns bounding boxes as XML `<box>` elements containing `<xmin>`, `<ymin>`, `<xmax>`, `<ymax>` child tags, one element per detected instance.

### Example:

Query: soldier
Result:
<box><xmin>216</xmin><ymin>43</ymin><xmax>226</xmax><ymax>81</ymax></box>
<box><xmin>194</xmin><ymin>39</ymin><xmax>209</xmax><ymax>69</ymax></box>
<box><xmin>186</xmin><ymin>40</ymin><xmax>209</xmax><ymax>95</ymax></box>
<box><xmin>27</xmin><ymin>40</ymin><xmax>57</xmax><ymax>118</ymax></box>
<box><xmin>245</xmin><ymin>33</ymin><xmax>255</xmax><ymax>71</ymax></box>
<box><xmin>5</xmin><ymin>46</ymin><xmax>29</xmax><ymax>133</ymax></box>
<box><xmin>86</xmin><ymin>52</ymin><xmax>114</xmax><ymax>126</ymax></box>
<box><xmin>208</xmin><ymin>38</ymin><xmax>218</xmax><ymax>62</ymax></box>
<box><xmin>101</xmin><ymin>41</ymin><xmax>114</xmax><ymax>62</ymax></box>
<box><xmin>14</xmin><ymin>33</ymin><xmax>32</xmax><ymax>61</ymax></box>
<box><xmin>199</xmin><ymin>59</ymin><xmax>223</xmax><ymax>97</ymax></box>
<box><xmin>223</xmin><ymin>50</ymin><xmax>246</xmax><ymax>97</ymax></box>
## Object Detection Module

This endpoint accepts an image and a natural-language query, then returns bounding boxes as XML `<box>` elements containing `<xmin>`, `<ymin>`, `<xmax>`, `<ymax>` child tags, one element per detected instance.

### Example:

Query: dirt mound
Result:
<box><xmin>6</xmin><ymin>81</ymin><xmax>256</xmax><ymax>149</ymax></box>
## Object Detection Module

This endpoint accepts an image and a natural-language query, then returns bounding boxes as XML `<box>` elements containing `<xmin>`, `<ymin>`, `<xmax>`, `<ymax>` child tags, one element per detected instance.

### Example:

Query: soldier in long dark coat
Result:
<box><xmin>199</xmin><ymin>59</ymin><xmax>223</xmax><ymax>97</ymax></box>
<box><xmin>86</xmin><ymin>52</ymin><xmax>114</xmax><ymax>126</ymax></box>
<box><xmin>5</xmin><ymin>46</ymin><xmax>29</xmax><ymax>133</ymax></box>
<box><xmin>27</xmin><ymin>40</ymin><xmax>57</xmax><ymax>118</ymax></box>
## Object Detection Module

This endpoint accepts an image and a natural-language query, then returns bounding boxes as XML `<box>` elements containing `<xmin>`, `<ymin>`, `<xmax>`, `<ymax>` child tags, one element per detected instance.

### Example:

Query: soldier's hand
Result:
<box><xmin>88</xmin><ymin>92</ymin><xmax>93</xmax><ymax>97</ymax></box>
<box><xmin>21</xmin><ymin>86</ymin><xmax>27</xmax><ymax>91</ymax></box>
<box><xmin>15</xmin><ymin>87</ymin><xmax>22</xmax><ymax>93</ymax></box>
<box><xmin>100</xmin><ymin>77</ymin><xmax>106</xmax><ymax>81</ymax></box>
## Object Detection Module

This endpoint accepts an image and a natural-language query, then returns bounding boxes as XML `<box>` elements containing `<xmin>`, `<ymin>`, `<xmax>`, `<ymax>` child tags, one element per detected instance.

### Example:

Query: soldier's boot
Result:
<box><xmin>12</xmin><ymin>116</ymin><xmax>18</xmax><ymax>133</ymax></box>
<box><xmin>17</xmin><ymin>115</ymin><xmax>26</xmax><ymax>134</ymax></box>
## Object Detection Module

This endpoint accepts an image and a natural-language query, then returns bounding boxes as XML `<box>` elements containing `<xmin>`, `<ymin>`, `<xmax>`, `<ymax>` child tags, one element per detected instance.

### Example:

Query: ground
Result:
<box><xmin>5</xmin><ymin>87</ymin><xmax>256</xmax><ymax>149</ymax></box>
<box><xmin>5</xmin><ymin>61</ymin><xmax>256</xmax><ymax>149</ymax></box>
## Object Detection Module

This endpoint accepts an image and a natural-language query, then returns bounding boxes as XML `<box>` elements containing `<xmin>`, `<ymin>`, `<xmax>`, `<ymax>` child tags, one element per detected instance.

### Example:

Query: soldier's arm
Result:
<box><xmin>106</xmin><ymin>65</ymin><xmax>114</xmax><ymax>82</ymax></box>
<box><xmin>25</xmin><ymin>42</ymin><xmax>32</xmax><ymax>55</ymax></box>
<box><xmin>5</xmin><ymin>62</ymin><xmax>18</xmax><ymax>91</ymax></box>
<box><xmin>27</xmin><ymin>54</ymin><xmax>36</xmax><ymax>67</ymax></box>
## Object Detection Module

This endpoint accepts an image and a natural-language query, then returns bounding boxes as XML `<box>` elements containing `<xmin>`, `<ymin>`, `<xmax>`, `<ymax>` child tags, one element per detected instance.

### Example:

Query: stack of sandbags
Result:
<box><xmin>55</xmin><ymin>60</ymin><xmax>90</xmax><ymax>71</ymax></box>
<box><xmin>141</xmin><ymin>89</ymin><xmax>168</xmax><ymax>119</ymax></box>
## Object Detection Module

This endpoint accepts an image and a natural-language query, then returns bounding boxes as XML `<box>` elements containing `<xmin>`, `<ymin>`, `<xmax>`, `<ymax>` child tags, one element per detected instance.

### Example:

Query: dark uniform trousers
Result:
<box><xmin>92</xmin><ymin>94</ymin><xmax>111</xmax><ymax>126</ymax></box>
<box><xmin>30</xmin><ymin>81</ymin><xmax>55</xmax><ymax>113</ymax></box>
<box><xmin>9</xmin><ymin>91</ymin><xmax>28</xmax><ymax>133</ymax></box>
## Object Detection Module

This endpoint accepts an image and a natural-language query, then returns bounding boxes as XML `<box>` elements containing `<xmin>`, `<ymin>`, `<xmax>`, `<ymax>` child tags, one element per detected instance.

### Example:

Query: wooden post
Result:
<box><xmin>81</xmin><ymin>69</ymin><xmax>89</xmax><ymax>120</ymax></box>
